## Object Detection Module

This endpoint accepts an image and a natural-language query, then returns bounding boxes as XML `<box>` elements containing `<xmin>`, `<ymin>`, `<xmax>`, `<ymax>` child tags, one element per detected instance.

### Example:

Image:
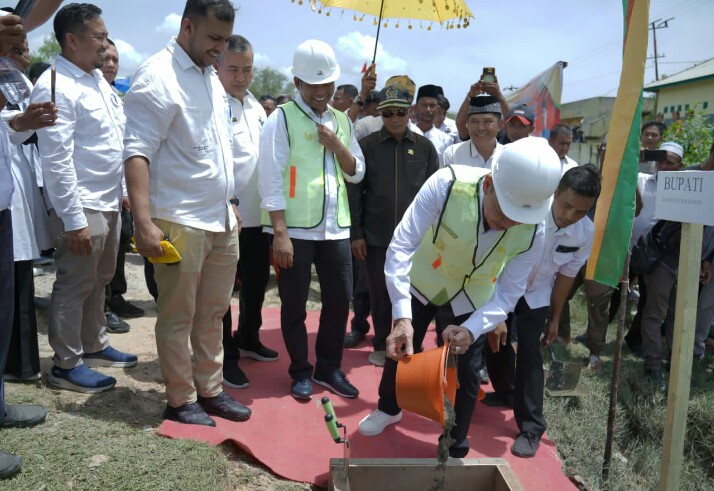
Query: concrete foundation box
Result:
<box><xmin>329</xmin><ymin>458</ymin><xmax>524</xmax><ymax>491</ymax></box>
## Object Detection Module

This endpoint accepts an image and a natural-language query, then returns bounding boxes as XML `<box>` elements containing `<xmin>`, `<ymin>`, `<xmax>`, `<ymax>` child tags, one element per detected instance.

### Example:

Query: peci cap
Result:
<box><xmin>416</xmin><ymin>84</ymin><xmax>443</xmax><ymax>101</ymax></box>
<box><xmin>377</xmin><ymin>85</ymin><xmax>411</xmax><ymax>110</ymax></box>
<box><xmin>468</xmin><ymin>95</ymin><xmax>501</xmax><ymax>116</ymax></box>
<box><xmin>505</xmin><ymin>104</ymin><xmax>535</xmax><ymax>126</ymax></box>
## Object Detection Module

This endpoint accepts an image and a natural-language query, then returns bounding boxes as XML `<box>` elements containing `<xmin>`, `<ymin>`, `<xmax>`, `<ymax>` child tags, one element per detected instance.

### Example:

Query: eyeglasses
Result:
<box><xmin>381</xmin><ymin>108</ymin><xmax>408</xmax><ymax>118</ymax></box>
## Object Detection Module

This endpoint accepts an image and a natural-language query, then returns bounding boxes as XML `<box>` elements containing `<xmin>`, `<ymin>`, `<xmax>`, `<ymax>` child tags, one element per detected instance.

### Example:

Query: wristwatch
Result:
<box><xmin>353</xmin><ymin>94</ymin><xmax>364</xmax><ymax>106</ymax></box>
<box><xmin>229</xmin><ymin>198</ymin><xmax>240</xmax><ymax>206</ymax></box>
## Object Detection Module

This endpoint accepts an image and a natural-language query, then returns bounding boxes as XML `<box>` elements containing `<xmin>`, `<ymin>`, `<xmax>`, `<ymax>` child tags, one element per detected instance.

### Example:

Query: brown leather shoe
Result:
<box><xmin>198</xmin><ymin>392</ymin><xmax>251</xmax><ymax>422</ymax></box>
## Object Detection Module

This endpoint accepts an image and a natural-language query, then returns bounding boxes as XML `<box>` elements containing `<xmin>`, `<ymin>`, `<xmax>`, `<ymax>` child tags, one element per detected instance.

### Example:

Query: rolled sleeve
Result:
<box><xmin>122</xmin><ymin>71</ymin><xmax>171</xmax><ymax>163</ymax></box>
<box><xmin>461</xmin><ymin>224</ymin><xmax>546</xmax><ymax>341</ymax></box>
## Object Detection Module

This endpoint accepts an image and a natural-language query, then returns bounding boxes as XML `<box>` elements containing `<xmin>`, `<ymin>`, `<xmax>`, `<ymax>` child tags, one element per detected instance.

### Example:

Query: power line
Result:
<box><xmin>648</xmin><ymin>17</ymin><xmax>674</xmax><ymax>80</ymax></box>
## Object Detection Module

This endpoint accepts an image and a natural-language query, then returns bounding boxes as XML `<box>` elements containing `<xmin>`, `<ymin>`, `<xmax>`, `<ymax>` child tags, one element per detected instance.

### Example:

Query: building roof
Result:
<box><xmin>644</xmin><ymin>57</ymin><xmax>714</xmax><ymax>91</ymax></box>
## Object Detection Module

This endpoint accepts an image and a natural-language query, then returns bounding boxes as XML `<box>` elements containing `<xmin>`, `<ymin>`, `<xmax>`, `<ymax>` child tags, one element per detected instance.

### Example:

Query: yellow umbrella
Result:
<box><xmin>295</xmin><ymin>0</ymin><xmax>474</xmax><ymax>64</ymax></box>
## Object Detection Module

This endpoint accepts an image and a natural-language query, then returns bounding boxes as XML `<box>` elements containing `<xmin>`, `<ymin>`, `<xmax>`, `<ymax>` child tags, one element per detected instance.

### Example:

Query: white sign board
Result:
<box><xmin>655</xmin><ymin>170</ymin><xmax>714</xmax><ymax>226</ymax></box>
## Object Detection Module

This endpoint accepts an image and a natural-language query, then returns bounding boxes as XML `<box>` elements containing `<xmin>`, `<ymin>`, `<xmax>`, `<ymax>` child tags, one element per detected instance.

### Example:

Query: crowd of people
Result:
<box><xmin>1</xmin><ymin>0</ymin><xmax>713</xmax><ymax>480</ymax></box>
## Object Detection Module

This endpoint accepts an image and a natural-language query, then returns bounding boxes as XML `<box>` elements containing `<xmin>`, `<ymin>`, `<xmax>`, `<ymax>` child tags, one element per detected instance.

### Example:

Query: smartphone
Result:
<box><xmin>481</xmin><ymin>67</ymin><xmax>496</xmax><ymax>84</ymax></box>
<box><xmin>13</xmin><ymin>0</ymin><xmax>37</xmax><ymax>20</ymax></box>
<box><xmin>640</xmin><ymin>149</ymin><xmax>667</xmax><ymax>162</ymax></box>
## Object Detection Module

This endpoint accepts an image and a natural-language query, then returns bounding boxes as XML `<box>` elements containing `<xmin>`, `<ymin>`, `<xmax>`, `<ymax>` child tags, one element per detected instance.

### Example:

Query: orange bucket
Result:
<box><xmin>395</xmin><ymin>345</ymin><xmax>458</xmax><ymax>427</ymax></box>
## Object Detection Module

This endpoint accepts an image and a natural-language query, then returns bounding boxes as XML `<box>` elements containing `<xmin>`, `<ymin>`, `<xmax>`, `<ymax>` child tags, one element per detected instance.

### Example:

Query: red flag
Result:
<box><xmin>361</xmin><ymin>62</ymin><xmax>367</xmax><ymax>73</ymax></box>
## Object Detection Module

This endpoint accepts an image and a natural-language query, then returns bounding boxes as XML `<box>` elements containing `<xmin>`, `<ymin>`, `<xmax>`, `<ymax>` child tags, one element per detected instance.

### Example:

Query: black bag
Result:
<box><xmin>630</xmin><ymin>220</ymin><xmax>666</xmax><ymax>275</ymax></box>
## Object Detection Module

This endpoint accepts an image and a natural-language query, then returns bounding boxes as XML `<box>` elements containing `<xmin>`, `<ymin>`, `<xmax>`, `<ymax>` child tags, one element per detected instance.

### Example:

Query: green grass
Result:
<box><xmin>1</xmin><ymin>383</ymin><xmax>313</xmax><ymax>490</ymax></box>
<box><xmin>544</xmin><ymin>290</ymin><xmax>714</xmax><ymax>491</ymax></box>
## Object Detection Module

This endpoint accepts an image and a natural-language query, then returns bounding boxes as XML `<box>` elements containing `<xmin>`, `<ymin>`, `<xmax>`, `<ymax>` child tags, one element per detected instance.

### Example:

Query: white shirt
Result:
<box><xmin>354</xmin><ymin>114</ymin><xmax>422</xmax><ymax>142</ymax></box>
<box><xmin>3</xmin><ymin>104</ymin><xmax>51</xmax><ymax>260</ymax></box>
<box><xmin>229</xmin><ymin>91</ymin><xmax>266</xmax><ymax>228</ymax></box>
<box><xmin>258</xmin><ymin>94</ymin><xmax>365</xmax><ymax>241</ymax></box>
<box><xmin>0</xmin><ymin>123</ymin><xmax>11</xmax><ymax>211</ymax></box>
<box><xmin>123</xmin><ymin>38</ymin><xmax>235</xmax><ymax>233</ymax></box>
<box><xmin>32</xmin><ymin>55</ymin><xmax>125</xmax><ymax>232</ymax></box>
<box><xmin>631</xmin><ymin>172</ymin><xmax>658</xmax><ymax>247</ymax></box>
<box><xmin>561</xmin><ymin>155</ymin><xmax>578</xmax><ymax>173</ymax></box>
<box><xmin>524</xmin><ymin>210</ymin><xmax>594</xmax><ymax>309</ymax></box>
<box><xmin>442</xmin><ymin>140</ymin><xmax>503</xmax><ymax>169</ymax></box>
<box><xmin>423</xmin><ymin>126</ymin><xmax>452</xmax><ymax>164</ymax></box>
<box><xmin>439</xmin><ymin>117</ymin><xmax>460</xmax><ymax>144</ymax></box>
<box><xmin>385</xmin><ymin>167</ymin><xmax>545</xmax><ymax>342</ymax></box>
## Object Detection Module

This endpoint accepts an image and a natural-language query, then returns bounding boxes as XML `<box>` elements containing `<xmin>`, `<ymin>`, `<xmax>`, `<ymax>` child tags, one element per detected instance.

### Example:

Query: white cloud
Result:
<box><xmin>253</xmin><ymin>52</ymin><xmax>272</xmax><ymax>66</ymax></box>
<box><xmin>335</xmin><ymin>31</ymin><xmax>407</xmax><ymax>75</ymax></box>
<box><xmin>157</xmin><ymin>13</ymin><xmax>181</xmax><ymax>34</ymax></box>
<box><xmin>113</xmin><ymin>39</ymin><xmax>149</xmax><ymax>73</ymax></box>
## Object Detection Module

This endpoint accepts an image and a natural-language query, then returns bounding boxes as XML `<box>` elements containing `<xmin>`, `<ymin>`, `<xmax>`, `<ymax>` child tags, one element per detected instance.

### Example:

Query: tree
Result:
<box><xmin>29</xmin><ymin>35</ymin><xmax>60</xmax><ymax>65</ymax></box>
<box><xmin>663</xmin><ymin>106</ymin><xmax>714</xmax><ymax>165</ymax></box>
<box><xmin>250</xmin><ymin>67</ymin><xmax>293</xmax><ymax>99</ymax></box>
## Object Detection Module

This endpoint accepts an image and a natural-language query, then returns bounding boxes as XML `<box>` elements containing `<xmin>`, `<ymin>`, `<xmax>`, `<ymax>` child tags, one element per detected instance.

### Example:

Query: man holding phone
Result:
<box><xmin>455</xmin><ymin>70</ymin><xmax>510</xmax><ymax>142</ymax></box>
<box><xmin>0</xmin><ymin>0</ymin><xmax>64</xmax><ymax>479</ymax></box>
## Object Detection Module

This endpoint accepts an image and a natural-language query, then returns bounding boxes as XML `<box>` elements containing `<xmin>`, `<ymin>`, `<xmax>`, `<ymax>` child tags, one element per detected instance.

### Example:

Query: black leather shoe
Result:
<box><xmin>291</xmin><ymin>378</ymin><xmax>312</xmax><ymax>401</ymax></box>
<box><xmin>198</xmin><ymin>392</ymin><xmax>251</xmax><ymax>422</ymax></box>
<box><xmin>1</xmin><ymin>404</ymin><xmax>47</xmax><ymax>429</ymax></box>
<box><xmin>0</xmin><ymin>449</ymin><xmax>22</xmax><ymax>479</ymax></box>
<box><xmin>344</xmin><ymin>331</ymin><xmax>366</xmax><ymax>348</ymax></box>
<box><xmin>163</xmin><ymin>402</ymin><xmax>216</xmax><ymax>426</ymax></box>
<box><xmin>511</xmin><ymin>432</ymin><xmax>541</xmax><ymax>458</ymax></box>
<box><xmin>105</xmin><ymin>310</ymin><xmax>130</xmax><ymax>334</ymax></box>
<box><xmin>482</xmin><ymin>392</ymin><xmax>514</xmax><ymax>408</ymax></box>
<box><xmin>313</xmin><ymin>370</ymin><xmax>359</xmax><ymax>399</ymax></box>
<box><xmin>109</xmin><ymin>295</ymin><xmax>144</xmax><ymax>318</ymax></box>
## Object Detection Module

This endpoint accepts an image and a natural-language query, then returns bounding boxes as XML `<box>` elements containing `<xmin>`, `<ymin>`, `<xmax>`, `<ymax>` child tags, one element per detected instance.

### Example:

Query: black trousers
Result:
<box><xmin>377</xmin><ymin>298</ymin><xmax>487</xmax><ymax>447</ymax></box>
<box><xmin>350</xmin><ymin>255</ymin><xmax>371</xmax><ymax>334</ymax></box>
<box><xmin>277</xmin><ymin>237</ymin><xmax>352</xmax><ymax>380</ymax></box>
<box><xmin>6</xmin><ymin>260</ymin><xmax>40</xmax><ymax>378</ymax></box>
<box><xmin>222</xmin><ymin>227</ymin><xmax>271</xmax><ymax>361</ymax></box>
<box><xmin>0</xmin><ymin>209</ymin><xmax>15</xmax><ymax>422</ymax></box>
<box><xmin>364</xmin><ymin>246</ymin><xmax>391</xmax><ymax>351</ymax></box>
<box><xmin>143</xmin><ymin>257</ymin><xmax>158</xmax><ymax>301</ymax></box>
<box><xmin>485</xmin><ymin>297</ymin><xmax>549</xmax><ymax>437</ymax></box>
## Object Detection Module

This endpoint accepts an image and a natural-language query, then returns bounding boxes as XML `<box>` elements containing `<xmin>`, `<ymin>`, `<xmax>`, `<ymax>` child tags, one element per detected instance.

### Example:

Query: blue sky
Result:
<box><xmin>26</xmin><ymin>0</ymin><xmax>714</xmax><ymax>104</ymax></box>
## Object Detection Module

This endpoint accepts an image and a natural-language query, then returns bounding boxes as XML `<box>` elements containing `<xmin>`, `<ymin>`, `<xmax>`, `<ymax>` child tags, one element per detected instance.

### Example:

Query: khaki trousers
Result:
<box><xmin>153</xmin><ymin>218</ymin><xmax>238</xmax><ymax>408</ymax></box>
<box><xmin>48</xmin><ymin>209</ymin><xmax>119</xmax><ymax>369</ymax></box>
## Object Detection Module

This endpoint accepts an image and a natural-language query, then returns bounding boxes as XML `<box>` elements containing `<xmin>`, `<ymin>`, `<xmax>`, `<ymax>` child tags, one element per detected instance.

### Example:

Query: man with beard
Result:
<box><xmin>32</xmin><ymin>3</ymin><xmax>137</xmax><ymax>394</ymax></box>
<box><xmin>124</xmin><ymin>0</ymin><xmax>251</xmax><ymax>426</ymax></box>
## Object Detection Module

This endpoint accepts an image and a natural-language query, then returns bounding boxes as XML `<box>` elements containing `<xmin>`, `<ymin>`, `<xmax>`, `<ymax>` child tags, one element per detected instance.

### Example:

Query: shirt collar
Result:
<box><xmin>378</xmin><ymin>125</ymin><xmax>416</xmax><ymax>143</ymax></box>
<box><xmin>167</xmin><ymin>37</ymin><xmax>204</xmax><ymax>73</ymax></box>
<box><xmin>56</xmin><ymin>55</ymin><xmax>100</xmax><ymax>80</ymax></box>
<box><xmin>548</xmin><ymin>208</ymin><xmax>571</xmax><ymax>235</ymax></box>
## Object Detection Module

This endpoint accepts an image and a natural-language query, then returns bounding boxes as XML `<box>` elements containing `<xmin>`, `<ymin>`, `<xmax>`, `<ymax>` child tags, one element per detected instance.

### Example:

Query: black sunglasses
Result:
<box><xmin>382</xmin><ymin>108</ymin><xmax>408</xmax><ymax>118</ymax></box>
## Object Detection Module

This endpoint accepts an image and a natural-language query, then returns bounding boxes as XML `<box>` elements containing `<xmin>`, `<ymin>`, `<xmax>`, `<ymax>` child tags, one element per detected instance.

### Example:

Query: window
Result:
<box><xmin>677</xmin><ymin>104</ymin><xmax>682</xmax><ymax>111</ymax></box>
<box><xmin>685</xmin><ymin>104</ymin><xmax>690</xmax><ymax>110</ymax></box>
<box><xmin>663</xmin><ymin>106</ymin><xmax>668</xmax><ymax>113</ymax></box>
<box><xmin>704</xmin><ymin>101</ymin><xmax>709</xmax><ymax>109</ymax></box>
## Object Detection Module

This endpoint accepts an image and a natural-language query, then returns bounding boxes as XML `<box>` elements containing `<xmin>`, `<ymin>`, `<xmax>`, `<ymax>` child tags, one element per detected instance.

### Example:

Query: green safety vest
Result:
<box><xmin>411</xmin><ymin>165</ymin><xmax>537</xmax><ymax>310</ymax></box>
<box><xmin>261</xmin><ymin>101</ymin><xmax>352</xmax><ymax>229</ymax></box>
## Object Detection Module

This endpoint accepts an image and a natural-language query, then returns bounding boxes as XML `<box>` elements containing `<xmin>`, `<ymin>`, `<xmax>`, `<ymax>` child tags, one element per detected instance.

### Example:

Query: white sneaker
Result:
<box><xmin>358</xmin><ymin>409</ymin><xmax>402</xmax><ymax>436</ymax></box>
<box><xmin>368</xmin><ymin>350</ymin><xmax>386</xmax><ymax>367</ymax></box>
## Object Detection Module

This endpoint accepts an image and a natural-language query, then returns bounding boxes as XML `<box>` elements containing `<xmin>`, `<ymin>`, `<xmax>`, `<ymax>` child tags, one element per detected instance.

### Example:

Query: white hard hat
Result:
<box><xmin>291</xmin><ymin>39</ymin><xmax>340</xmax><ymax>85</ymax></box>
<box><xmin>492</xmin><ymin>137</ymin><xmax>562</xmax><ymax>224</ymax></box>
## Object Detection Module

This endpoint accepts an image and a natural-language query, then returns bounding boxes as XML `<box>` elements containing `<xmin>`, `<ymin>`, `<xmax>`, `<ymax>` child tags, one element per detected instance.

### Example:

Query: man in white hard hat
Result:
<box><xmin>357</xmin><ymin>137</ymin><xmax>562</xmax><ymax>458</ymax></box>
<box><xmin>259</xmin><ymin>39</ymin><xmax>365</xmax><ymax>401</ymax></box>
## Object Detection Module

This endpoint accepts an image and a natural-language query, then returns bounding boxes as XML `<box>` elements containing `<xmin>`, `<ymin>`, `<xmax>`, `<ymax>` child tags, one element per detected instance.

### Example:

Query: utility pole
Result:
<box><xmin>648</xmin><ymin>17</ymin><xmax>674</xmax><ymax>80</ymax></box>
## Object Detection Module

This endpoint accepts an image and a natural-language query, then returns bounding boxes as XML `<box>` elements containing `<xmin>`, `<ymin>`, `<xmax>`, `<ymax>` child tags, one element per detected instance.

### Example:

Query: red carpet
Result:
<box><xmin>158</xmin><ymin>307</ymin><xmax>575</xmax><ymax>490</ymax></box>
